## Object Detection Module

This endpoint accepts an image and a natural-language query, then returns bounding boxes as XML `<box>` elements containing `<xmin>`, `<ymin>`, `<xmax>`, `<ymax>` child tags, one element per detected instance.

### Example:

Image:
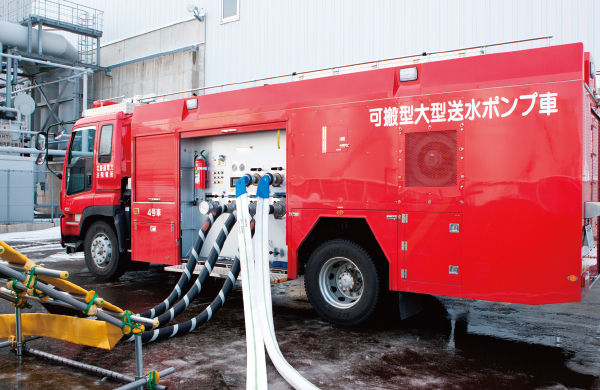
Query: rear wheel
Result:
<box><xmin>84</xmin><ymin>221</ymin><xmax>128</xmax><ymax>280</ymax></box>
<box><xmin>304</xmin><ymin>239</ymin><xmax>380</xmax><ymax>326</ymax></box>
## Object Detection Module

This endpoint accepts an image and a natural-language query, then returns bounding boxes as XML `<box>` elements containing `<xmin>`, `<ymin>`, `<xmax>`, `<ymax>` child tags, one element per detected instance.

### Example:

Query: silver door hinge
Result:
<box><xmin>171</xmin><ymin>221</ymin><xmax>174</xmax><ymax>232</ymax></box>
<box><xmin>386</xmin><ymin>215</ymin><xmax>398</xmax><ymax>220</ymax></box>
<box><xmin>401</xmin><ymin>269</ymin><xmax>407</xmax><ymax>278</ymax></box>
<box><xmin>401</xmin><ymin>214</ymin><xmax>407</xmax><ymax>223</ymax></box>
<box><xmin>134</xmin><ymin>220</ymin><xmax>137</xmax><ymax>230</ymax></box>
<box><xmin>289</xmin><ymin>212</ymin><xmax>300</xmax><ymax>217</ymax></box>
<box><xmin>401</xmin><ymin>241</ymin><xmax>407</xmax><ymax>251</ymax></box>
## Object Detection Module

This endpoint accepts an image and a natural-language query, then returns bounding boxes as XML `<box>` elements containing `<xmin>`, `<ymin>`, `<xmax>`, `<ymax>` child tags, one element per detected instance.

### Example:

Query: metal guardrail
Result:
<box><xmin>0</xmin><ymin>0</ymin><xmax>103</xmax><ymax>35</ymax></box>
<box><xmin>128</xmin><ymin>35</ymin><xmax>554</xmax><ymax>102</ymax></box>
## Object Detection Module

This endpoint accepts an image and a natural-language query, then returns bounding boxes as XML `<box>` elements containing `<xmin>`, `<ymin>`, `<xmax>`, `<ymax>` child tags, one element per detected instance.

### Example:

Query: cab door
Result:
<box><xmin>94</xmin><ymin>122</ymin><xmax>120</xmax><ymax>193</ymax></box>
<box><xmin>62</xmin><ymin>125</ymin><xmax>97</xmax><ymax>224</ymax></box>
<box><xmin>131</xmin><ymin>133</ymin><xmax>178</xmax><ymax>265</ymax></box>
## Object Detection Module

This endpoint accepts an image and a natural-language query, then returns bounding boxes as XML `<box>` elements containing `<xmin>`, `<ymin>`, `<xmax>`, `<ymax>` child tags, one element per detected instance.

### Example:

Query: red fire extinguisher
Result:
<box><xmin>195</xmin><ymin>150</ymin><xmax>207</xmax><ymax>189</ymax></box>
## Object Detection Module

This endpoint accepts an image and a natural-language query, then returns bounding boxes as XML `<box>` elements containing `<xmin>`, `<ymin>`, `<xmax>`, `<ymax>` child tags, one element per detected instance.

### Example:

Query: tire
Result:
<box><xmin>304</xmin><ymin>239</ymin><xmax>380</xmax><ymax>326</ymax></box>
<box><xmin>84</xmin><ymin>221</ymin><xmax>128</xmax><ymax>280</ymax></box>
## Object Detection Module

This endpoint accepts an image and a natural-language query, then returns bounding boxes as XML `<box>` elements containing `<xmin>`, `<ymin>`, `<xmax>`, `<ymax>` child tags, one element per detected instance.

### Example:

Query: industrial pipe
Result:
<box><xmin>0</xmin><ymin>21</ymin><xmax>78</xmax><ymax>60</ymax></box>
<box><xmin>4</xmin><ymin>263</ymin><xmax>68</xmax><ymax>279</ymax></box>
<box><xmin>0</xmin><ymin>286</ymin><xmax>157</xmax><ymax>328</ymax></box>
<box><xmin>114</xmin><ymin>367</ymin><xmax>175</xmax><ymax>390</ymax></box>
<box><xmin>0</xmin><ymin>263</ymin><xmax>124</xmax><ymax>329</ymax></box>
<box><xmin>1</xmin><ymin>52</ymin><xmax>90</xmax><ymax>73</ymax></box>
<box><xmin>0</xmin><ymin>336</ymin><xmax>41</xmax><ymax>349</ymax></box>
<box><xmin>0</xmin><ymin>129</ymin><xmax>37</xmax><ymax>135</ymax></box>
<box><xmin>23</xmin><ymin>347</ymin><xmax>169</xmax><ymax>390</ymax></box>
<box><xmin>0</xmin><ymin>107</ymin><xmax>21</xmax><ymax>122</ymax></box>
<box><xmin>0</xmin><ymin>146</ymin><xmax>77</xmax><ymax>156</ymax></box>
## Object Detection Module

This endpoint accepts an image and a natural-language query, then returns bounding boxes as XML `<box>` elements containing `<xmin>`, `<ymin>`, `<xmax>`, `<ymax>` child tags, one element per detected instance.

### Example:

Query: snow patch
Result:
<box><xmin>45</xmin><ymin>252</ymin><xmax>85</xmax><ymax>262</ymax></box>
<box><xmin>0</xmin><ymin>227</ymin><xmax>61</xmax><ymax>242</ymax></box>
<box><xmin>16</xmin><ymin>243</ymin><xmax>64</xmax><ymax>253</ymax></box>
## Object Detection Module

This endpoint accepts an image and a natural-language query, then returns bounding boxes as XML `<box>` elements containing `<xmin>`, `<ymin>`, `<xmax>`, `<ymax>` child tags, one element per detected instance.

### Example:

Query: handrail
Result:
<box><xmin>132</xmin><ymin>35</ymin><xmax>553</xmax><ymax>102</ymax></box>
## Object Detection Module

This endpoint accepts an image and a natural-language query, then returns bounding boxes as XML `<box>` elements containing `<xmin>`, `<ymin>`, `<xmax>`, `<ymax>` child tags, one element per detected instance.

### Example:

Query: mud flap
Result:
<box><xmin>114</xmin><ymin>209</ymin><xmax>128</xmax><ymax>252</ymax></box>
<box><xmin>399</xmin><ymin>291</ymin><xmax>423</xmax><ymax>320</ymax></box>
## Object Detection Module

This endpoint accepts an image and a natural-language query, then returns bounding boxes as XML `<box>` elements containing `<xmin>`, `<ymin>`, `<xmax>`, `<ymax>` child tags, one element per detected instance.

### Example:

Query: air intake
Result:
<box><xmin>406</xmin><ymin>130</ymin><xmax>457</xmax><ymax>187</ymax></box>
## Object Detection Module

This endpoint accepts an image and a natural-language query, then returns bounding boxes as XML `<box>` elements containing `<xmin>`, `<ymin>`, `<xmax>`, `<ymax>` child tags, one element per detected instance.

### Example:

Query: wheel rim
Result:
<box><xmin>318</xmin><ymin>257</ymin><xmax>364</xmax><ymax>309</ymax></box>
<box><xmin>91</xmin><ymin>233</ymin><xmax>112</xmax><ymax>268</ymax></box>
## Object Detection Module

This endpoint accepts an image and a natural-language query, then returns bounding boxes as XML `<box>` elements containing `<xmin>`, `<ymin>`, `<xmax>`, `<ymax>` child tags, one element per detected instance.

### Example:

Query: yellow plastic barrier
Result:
<box><xmin>0</xmin><ymin>241</ymin><xmax>124</xmax><ymax>314</ymax></box>
<box><xmin>0</xmin><ymin>313</ymin><xmax>122</xmax><ymax>350</ymax></box>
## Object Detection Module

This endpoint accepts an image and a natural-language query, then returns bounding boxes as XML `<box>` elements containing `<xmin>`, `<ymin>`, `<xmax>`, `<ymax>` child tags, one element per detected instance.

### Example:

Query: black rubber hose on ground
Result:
<box><xmin>123</xmin><ymin>219</ymin><xmax>254</xmax><ymax>343</ymax></box>
<box><xmin>138</xmin><ymin>205</ymin><xmax>225</xmax><ymax>319</ymax></box>
<box><xmin>152</xmin><ymin>212</ymin><xmax>237</xmax><ymax>327</ymax></box>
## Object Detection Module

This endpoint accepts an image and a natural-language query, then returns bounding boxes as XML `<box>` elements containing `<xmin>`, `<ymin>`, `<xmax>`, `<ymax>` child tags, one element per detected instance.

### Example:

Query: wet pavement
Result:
<box><xmin>1</xmin><ymin>235</ymin><xmax>600</xmax><ymax>389</ymax></box>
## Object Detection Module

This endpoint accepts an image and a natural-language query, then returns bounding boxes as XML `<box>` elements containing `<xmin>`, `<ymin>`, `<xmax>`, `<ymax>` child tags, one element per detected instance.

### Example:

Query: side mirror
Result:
<box><xmin>35</xmin><ymin>153</ymin><xmax>46</xmax><ymax>165</ymax></box>
<box><xmin>35</xmin><ymin>132</ymin><xmax>47</xmax><ymax>151</ymax></box>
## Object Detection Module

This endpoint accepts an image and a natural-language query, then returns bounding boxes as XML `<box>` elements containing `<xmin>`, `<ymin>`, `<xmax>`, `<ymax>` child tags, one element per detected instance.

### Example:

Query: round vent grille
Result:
<box><xmin>406</xmin><ymin>130</ymin><xmax>457</xmax><ymax>187</ymax></box>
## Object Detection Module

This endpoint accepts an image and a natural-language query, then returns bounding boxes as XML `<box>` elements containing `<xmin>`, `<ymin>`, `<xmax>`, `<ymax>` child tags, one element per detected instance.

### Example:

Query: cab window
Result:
<box><xmin>66</xmin><ymin>126</ymin><xmax>96</xmax><ymax>195</ymax></box>
<box><xmin>98</xmin><ymin>124</ymin><xmax>113</xmax><ymax>163</ymax></box>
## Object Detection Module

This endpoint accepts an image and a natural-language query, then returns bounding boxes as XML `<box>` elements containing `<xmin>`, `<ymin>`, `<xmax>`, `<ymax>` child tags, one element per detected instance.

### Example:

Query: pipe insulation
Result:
<box><xmin>0</xmin><ymin>21</ymin><xmax>78</xmax><ymax>61</ymax></box>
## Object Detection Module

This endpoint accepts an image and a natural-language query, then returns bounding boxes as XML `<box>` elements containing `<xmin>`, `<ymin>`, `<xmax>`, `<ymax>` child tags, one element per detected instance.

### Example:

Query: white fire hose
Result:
<box><xmin>235</xmin><ymin>174</ymin><xmax>320</xmax><ymax>390</ymax></box>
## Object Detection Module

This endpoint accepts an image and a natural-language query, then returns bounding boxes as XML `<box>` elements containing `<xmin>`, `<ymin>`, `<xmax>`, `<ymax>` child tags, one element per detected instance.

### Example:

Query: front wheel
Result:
<box><xmin>84</xmin><ymin>221</ymin><xmax>128</xmax><ymax>280</ymax></box>
<box><xmin>304</xmin><ymin>239</ymin><xmax>380</xmax><ymax>326</ymax></box>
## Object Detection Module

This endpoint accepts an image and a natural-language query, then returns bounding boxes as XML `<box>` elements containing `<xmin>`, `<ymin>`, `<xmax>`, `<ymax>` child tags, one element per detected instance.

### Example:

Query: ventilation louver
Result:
<box><xmin>406</xmin><ymin>130</ymin><xmax>457</xmax><ymax>187</ymax></box>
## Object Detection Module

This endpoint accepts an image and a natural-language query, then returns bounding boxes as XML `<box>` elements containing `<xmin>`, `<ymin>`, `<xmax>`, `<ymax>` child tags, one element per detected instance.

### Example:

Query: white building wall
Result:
<box><xmin>3</xmin><ymin>0</ymin><xmax>600</xmax><ymax>94</ymax></box>
<box><xmin>199</xmin><ymin>0</ymin><xmax>600</xmax><ymax>89</ymax></box>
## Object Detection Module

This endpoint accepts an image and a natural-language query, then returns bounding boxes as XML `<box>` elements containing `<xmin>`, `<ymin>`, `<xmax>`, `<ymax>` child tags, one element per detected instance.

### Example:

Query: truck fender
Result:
<box><xmin>78</xmin><ymin>205</ymin><xmax>122</xmax><ymax>245</ymax></box>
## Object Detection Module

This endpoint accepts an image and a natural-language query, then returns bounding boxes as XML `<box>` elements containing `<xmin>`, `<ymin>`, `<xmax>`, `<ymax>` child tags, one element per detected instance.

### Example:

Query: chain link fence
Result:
<box><xmin>0</xmin><ymin>169</ymin><xmax>34</xmax><ymax>224</ymax></box>
<box><xmin>34</xmin><ymin>164</ymin><xmax>62</xmax><ymax>222</ymax></box>
<box><xmin>0</xmin><ymin>166</ymin><xmax>61</xmax><ymax>224</ymax></box>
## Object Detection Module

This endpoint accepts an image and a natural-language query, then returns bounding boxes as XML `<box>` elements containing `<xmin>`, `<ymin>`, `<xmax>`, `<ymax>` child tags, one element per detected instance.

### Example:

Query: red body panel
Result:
<box><xmin>66</xmin><ymin>43</ymin><xmax>599</xmax><ymax>305</ymax></box>
<box><xmin>288</xmin><ymin>209</ymin><xmax>398</xmax><ymax>282</ymax></box>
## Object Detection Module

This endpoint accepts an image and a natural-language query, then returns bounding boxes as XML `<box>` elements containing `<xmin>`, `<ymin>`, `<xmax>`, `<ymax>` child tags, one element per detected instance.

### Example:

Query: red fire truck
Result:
<box><xmin>43</xmin><ymin>42</ymin><xmax>600</xmax><ymax>325</ymax></box>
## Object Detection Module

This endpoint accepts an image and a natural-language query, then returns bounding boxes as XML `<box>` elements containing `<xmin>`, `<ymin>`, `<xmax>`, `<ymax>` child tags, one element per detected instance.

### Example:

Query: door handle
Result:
<box><xmin>87</xmin><ymin>174</ymin><xmax>92</xmax><ymax>186</ymax></box>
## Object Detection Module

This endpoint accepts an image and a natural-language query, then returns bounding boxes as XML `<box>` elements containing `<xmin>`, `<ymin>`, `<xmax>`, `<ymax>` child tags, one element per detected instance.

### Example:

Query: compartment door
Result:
<box><xmin>132</xmin><ymin>221</ymin><xmax>177</xmax><ymax>265</ymax></box>
<box><xmin>132</xmin><ymin>134</ymin><xmax>178</xmax><ymax>265</ymax></box>
<box><xmin>403</xmin><ymin>212</ymin><xmax>462</xmax><ymax>285</ymax></box>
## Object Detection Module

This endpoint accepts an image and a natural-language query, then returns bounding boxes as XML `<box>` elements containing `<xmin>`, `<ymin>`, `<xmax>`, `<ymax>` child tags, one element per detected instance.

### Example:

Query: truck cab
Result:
<box><xmin>60</xmin><ymin>104</ymin><xmax>133</xmax><ymax>279</ymax></box>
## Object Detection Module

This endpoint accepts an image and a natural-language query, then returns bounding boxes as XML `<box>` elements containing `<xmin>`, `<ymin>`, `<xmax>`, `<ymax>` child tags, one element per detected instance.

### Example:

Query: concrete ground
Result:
<box><xmin>0</xmin><ymin>222</ymin><xmax>59</xmax><ymax>234</ymax></box>
<box><xmin>1</xmin><ymin>233</ymin><xmax>600</xmax><ymax>389</ymax></box>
